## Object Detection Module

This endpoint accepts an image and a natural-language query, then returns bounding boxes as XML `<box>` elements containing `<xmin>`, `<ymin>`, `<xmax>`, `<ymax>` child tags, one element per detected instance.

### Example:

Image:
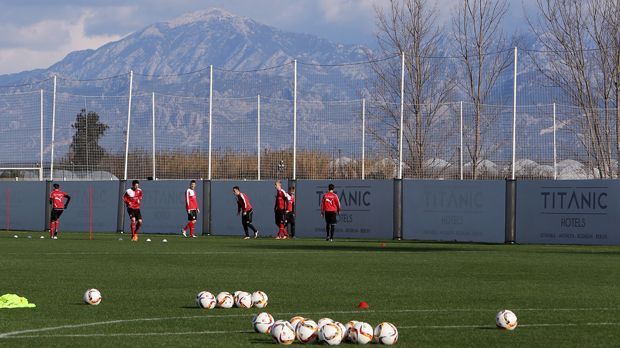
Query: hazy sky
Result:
<box><xmin>0</xmin><ymin>0</ymin><xmax>534</xmax><ymax>75</ymax></box>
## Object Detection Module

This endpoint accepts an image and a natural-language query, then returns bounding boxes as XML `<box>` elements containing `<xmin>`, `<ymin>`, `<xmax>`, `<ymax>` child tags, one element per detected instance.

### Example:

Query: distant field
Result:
<box><xmin>1</xmin><ymin>232</ymin><xmax>619</xmax><ymax>347</ymax></box>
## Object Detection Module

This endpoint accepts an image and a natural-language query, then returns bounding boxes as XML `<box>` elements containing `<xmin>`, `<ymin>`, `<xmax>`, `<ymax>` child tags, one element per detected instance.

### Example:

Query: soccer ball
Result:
<box><xmin>349</xmin><ymin>321</ymin><xmax>373</xmax><ymax>344</ymax></box>
<box><xmin>319</xmin><ymin>322</ymin><xmax>343</xmax><ymax>345</ymax></box>
<box><xmin>196</xmin><ymin>291</ymin><xmax>216</xmax><ymax>309</ymax></box>
<box><xmin>83</xmin><ymin>289</ymin><xmax>102</xmax><ymax>305</ymax></box>
<box><xmin>234</xmin><ymin>291</ymin><xmax>253</xmax><ymax>308</ymax></box>
<box><xmin>289</xmin><ymin>316</ymin><xmax>305</xmax><ymax>331</ymax></box>
<box><xmin>344</xmin><ymin>320</ymin><xmax>358</xmax><ymax>341</ymax></box>
<box><xmin>271</xmin><ymin>321</ymin><xmax>296</xmax><ymax>345</ymax></box>
<box><xmin>251</xmin><ymin>291</ymin><xmax>269</xmax><ymax>308</ymax></box>
<box><xmin>496</xmin><ymin>310</ymin><xmax>518</xmax><ymax>330</ymax></box>
<box><xmin>216</xmin><ymin>292</ymin><xmax>234</xmax><ymax>308</ymax></box>
<box><xmin>295</xmin><ymin>319</ymin><xmax>319</xmax><ymax>344</ymax></box>
<box><xmin>335</xmin><ymin>322</ymin><xmax>347</xmax><ymax>341</ymax></box>
<box><xmin>252</xmin><ymin>312</ymin><xmax>275</xmax><ymax>334</ymax></box>
<box><xmin>374</xmin><ymin>322</ymin><xmax>399</xmax><ymax>345</ymax></box>
<box><xmin>317</xmin><ymin>317</ymin><xmax>334</xmax><ymax>329</ymax></box>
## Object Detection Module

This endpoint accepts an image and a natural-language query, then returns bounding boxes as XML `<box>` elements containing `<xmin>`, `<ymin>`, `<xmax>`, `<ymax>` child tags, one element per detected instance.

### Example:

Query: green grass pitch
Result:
<box><xmin>1</xmin><ymin>231</ymin><xmax>619</xmax><ymax>347</ymax></box>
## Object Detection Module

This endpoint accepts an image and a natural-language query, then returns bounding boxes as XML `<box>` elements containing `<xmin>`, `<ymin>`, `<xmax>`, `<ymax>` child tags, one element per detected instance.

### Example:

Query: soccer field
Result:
<box><xmin>1</xmin><ymin>232</ymin><xmax>619</xmax><ymax>347</ymax></box>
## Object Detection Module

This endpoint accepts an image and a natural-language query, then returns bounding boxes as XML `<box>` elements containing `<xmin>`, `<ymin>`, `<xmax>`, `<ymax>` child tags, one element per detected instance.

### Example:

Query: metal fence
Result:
<box><xmin>0</xmin><ymin>51</ymin><xmax>618</xmax><ymax>181</ymax></box>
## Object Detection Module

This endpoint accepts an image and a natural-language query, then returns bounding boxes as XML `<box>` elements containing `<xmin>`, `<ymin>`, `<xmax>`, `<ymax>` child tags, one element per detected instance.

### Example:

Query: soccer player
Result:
<box><xmin>49</xmin><ymin>183</ymin><xmax>71</xmax><ymax>239</ymax></box>
<box><xmin>233</xmin><ymin>186</ymin><xmax>259</xmax><ymax>239</ymax></box>
<box><xmin>123</xmin><ymin>180</ymin><xmax>143</xmax><ymax>242</ymax></box>
<box><xmin>286</xmin><ymin>186</ymin><xmax>296</xmax><ymax>238</ymax></box>
<box><xmin>182</xmin><ymin>180</ymin><xmax>199</xmax><ymax>238</ymax></box>
<box><xmin>274</xmin><ymin>180</ymin><xmax>291</xmax><ymax>239</ymax></box>
<box><xmin>321</xmin><ymin>183</ymin><xmax>341</xmax><ymax>241</ymax></box>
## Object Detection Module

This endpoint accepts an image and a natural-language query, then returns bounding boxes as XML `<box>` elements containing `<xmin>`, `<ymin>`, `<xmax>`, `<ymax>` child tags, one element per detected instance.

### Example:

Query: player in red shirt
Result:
<box><xmin>123</xmin><ymin>180</ymin><xmax>143</xmax><ymax>242</ymax></box>
<box><xmin>286</xmin><ymin>186</ymin><xmax>296</xmax><ymax>238</ymax></box>
<box><xmin>181</xmin><ymin>180</ymin><xmax>199</xmax><ymax>238</ymax></box>
<box><xmin>321</xmin><ymin>183</ymin><xmax>341</xmax><ymax>241</ymax></box>
<box><xmin>49</xmin><ymin>183</ymin><xmax>71</xmax><ymax>239</ymax></box>
<box><xmin>274</xmin><ymin>180</ymin><xmax>291</xmax><ymax>239</ymax></box>
<box><xmin>233</xmin><ymin>186</ymin><xmax>259</xmax><ymax>239</ymax></box>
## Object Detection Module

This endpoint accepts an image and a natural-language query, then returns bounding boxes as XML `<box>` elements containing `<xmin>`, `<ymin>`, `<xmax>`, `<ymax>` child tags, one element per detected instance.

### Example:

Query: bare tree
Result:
<box><xmin>529</xmin><ymin>0</ymin><xmax>620</xmax><ymax>178</ymax></box>
<box><xmin>370</xmin><ymin>0</ymin><xmax>456</xmax><ymax>179</ymax></box>
<box><xmin>452</xmin><ymin>0</ymin><xmax>514</xmax><ymax>179</ymax></box>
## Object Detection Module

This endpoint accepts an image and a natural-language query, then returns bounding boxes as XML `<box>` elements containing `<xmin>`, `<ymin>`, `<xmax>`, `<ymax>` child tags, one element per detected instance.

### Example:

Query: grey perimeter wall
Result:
<box><xmin>1</xmin><ymin>179</ymin><xmax>619</xmax><ymax>245</ymax></box>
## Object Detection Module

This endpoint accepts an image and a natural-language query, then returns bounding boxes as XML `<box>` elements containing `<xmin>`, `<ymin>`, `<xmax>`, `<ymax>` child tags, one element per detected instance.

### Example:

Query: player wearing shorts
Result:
<box><xmin>49</xmin><ymin>183</ymin><xmax>71</xmax><ymax>239</ymax></box>
<box><xmin>123</xmin><ymin>180</ymin><xmax>143</xmax><ymax>242</ymax></box>
<box><xmin>233</xmin><ymin>186</ymin><xmax>259</xmax><ymax>239</ymax></box>
<box><xmin>286</xmin><ymin>186</ymin><xmax>296</xmax><ymax>238</ymax></box>
<box><xmin>182</xmin><ymin>180</ymin><xmax>199</xmax><ymax>238</ymax></box>
<box><xmin>321</xmin><ymin>183</ymin><xmax>341</xmax><ymax>241</ymax></box>
<box><xmin>274</xmin><ymin>180</ymin><xmax>291</xmax><ymax>239</ymax></box>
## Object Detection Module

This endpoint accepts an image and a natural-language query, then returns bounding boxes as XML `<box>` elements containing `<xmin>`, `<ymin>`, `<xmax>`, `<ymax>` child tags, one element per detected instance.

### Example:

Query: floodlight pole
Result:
<box><xmin>208</xmin><ymin>65</ymin><xmax>213</xmax><ymax>180</ymax></box>
<box><xmin>553</xmin><ymin>103</ymin><xmax>557</xmax><ymax>180</ymax></box>
<box><xmin>511</xmin><ymin>47</ymin><xmax>517</xmax><ymax>180</ymax></box>
<box><xmin>257</xmin><ymin>94</ymin><xmax>261</xmax><ymax>181</ymax></box>
<box><xmin>399</xmin><ymin>51</ymin><xmax>405</xmax><ymax>180</ymax></box>
<box><xmin>152</xmin><ymin>92</ymin><xmax>156</xmax><ymax>179</ymax></box>
<box><xmin>362</xmin><ymin>98</ymin><xmax>366</xmax><ymax>180</ymax></box>
<box><xmin>293</xmin><ymin>59</ymin><xmax>298</xmax><ymax>180</ymax></box>
<box><xmin>39</xmin><ymin>89</ymin><xmax>44</xmax><ymax>181</ymax></box>
<box><xmin>460</xmin><ymin>101</ymin><xmax>464</xmax><ymax>180</ymax></box>
<box><xmin>50</xmin><ymin>75</ymin><xmax>57</xmax><ymax>181</ymax></box>
<box><xmin>123</xmin><ymin>70</ymin><xmax>133</xmax><ymax>181</ymax></box>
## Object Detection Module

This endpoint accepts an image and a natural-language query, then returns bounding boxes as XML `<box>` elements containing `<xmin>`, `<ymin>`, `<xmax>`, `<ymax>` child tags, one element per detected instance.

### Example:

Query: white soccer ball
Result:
<box><xmin>295</xmin><ymin>319</ymin><xmax>319</xmax><ymax>344</ymax></box>
<box><xmin>289</xmin><ymin>316</ymin><xmax>306</xmax><ymax>331</ymax></box>
<box><xmin>374</xmin><ymin>322</ymin><xmax>399</xmax><ymax>345</ymax></box>
<box><xmin>216</xmin><ymin>292</ymin><xmax>234</xmax><ymax>308</ymax></box>
<box><xmin>344</xmin><ymin>320</ymin><xmax>358</xmax><ymax>341</ymax></box>
<box><xmin>335</xmin><ymin>322</ymin><xmax>347</xmax><ymax>341</ymax></box>
<box><xmin>234</xmin><ymin>291</ymin><xmax>253</xmax><ymax>308</ymax></box>
<box><xmin>496</xmin><ymin>310</ymin><xmax>518</xmax><ymax>330</ymax></box>
<box><xmin>162</xmin><ymin>239</ymin><xmax>168</xmax><ymax>243</ymax></box>
<box><xmin>349</xmin><ymin>321</ymin><xmax>373</xmax><ymax>344</ymax></box>
<box><xmin>317</xmin><ymin>317</ymin><xmax>334</xmax><ymax>329</ymax></box>
<box><xmin>196</xmin><ymin>291</ymin><xmax>216</xmax><ymax>309</ymax></box>
<box><xmin>271</xmin><ymin>321</ymin><xmax>296</xmax><ymax>345</ymax></box>
<box><xmin>251</xmin><ymin>291</ymin><xmax>269</xmax><ymax>308</ymax></box>
<box><xmin>146</xmin><ymin>238</ymin><xmax>151</xmax><ymax>242</ymax></box>
<box><xmin>252</xmin><ymin>312</ymin><xmax>275</xmax><ymax>334</ymax></box>
<box><xmin>83</xmin><ymin>288</ymin><xmax>102</xmax><ymax>305</ymax></box>
<box><xmin>319</xmin><ymin>322</ymin><xmax>343</xmax><ymax>345</ymax></box>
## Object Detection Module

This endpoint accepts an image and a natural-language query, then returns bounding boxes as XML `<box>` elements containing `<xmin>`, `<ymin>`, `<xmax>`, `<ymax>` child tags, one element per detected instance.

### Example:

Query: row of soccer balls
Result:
<box><xmin>196</xmin><ymin>290</ymin><xmax>268</xmax><ymax>309</ymax></box>
<box><xmin>82</xmin><ymin>289</ymin><xmax>269</xmax><ymax>309</ymax></box>
<box><xmin>253</xmin><ymin>313</ymin><xmax>398</xmax><ymax>345</ymax></box>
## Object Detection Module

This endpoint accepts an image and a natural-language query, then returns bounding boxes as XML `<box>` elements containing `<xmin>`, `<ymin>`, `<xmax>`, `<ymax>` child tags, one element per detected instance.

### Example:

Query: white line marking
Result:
<box><xmin>400</xmin><ymin>322</ymin><xmax>620</xmax><ymax>330</ymax></box>
<box><xmin>5</xmin><ymin>322</ymin><xmax>620</xmax><ymax>339</ymax></box>
<box><xmin>1</xmin><ymin>307</ymin><xmax>617</xmax><ymax>339</ymax></box>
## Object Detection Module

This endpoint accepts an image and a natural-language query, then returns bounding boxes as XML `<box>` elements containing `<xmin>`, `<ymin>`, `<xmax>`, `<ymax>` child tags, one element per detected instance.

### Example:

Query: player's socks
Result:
<box><xmin>130</xmin><ymin>221</ymin><xmax>136</xmax><ymax>239</ymax></box>
<box><xmin>49</xmin><ymin>222</ymin><xmax>55</xmax><ymax>238</ymax></box>
<box><xmin>55</xmin><ymin>221</ymin><xmax>60</xmax><ymax>236</ymax></box>
<box><xmin>189</xmin><ymin>222</ymin><xmax>195</xmax><ymax>237</ymax></box>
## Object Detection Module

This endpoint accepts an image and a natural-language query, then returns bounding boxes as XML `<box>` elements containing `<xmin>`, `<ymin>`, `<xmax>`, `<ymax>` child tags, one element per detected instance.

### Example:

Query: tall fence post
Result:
<box><xmin>293</xmin><ymin>59</ymin><xmax>298</xmax><ymax>180</ymax></box>
<box><xmin>39</xmin><ymin>89</ymin><xmax>44</xmax><ymax>181</ymax></box>
<box><xmin>393</xmin><ymin>178</ymin><xmax>403</xmax><ymax>240</ymax></box>
<box><xmin>505</xmin><ymin>179</ymin><xmax>517</xmax><ymax>243</ymax></box>
<box><xmin>362</xmin><ymin>98</ymin><xmax>366</xmax><ymax>180</ymax></box>
<box><xmin>116</xmin><ymin>180</ymin><xmax>126</xmax><ymax>233</ymax></box>
<box><xmin>512</xmin><ymin>47</ymin><xmax>518</xmax><ymax>180</ymax></box>
<box><xmin>151</xmin><ymin>92</ymin><xmax>156</xmax><ymax>180</ymax></box>
<box><xmin>257</xmin><ymin>94</ymin><xmax>261</xmax><ymax>181</ymax></box>
<box><xmin>203</xmin><ymin>179</ymin><xmax>211</xmax><ymax>236</ymax></box>
<box><xmin>50</xmin><ymin>75</ymin><xmax>57</xmax><ymax>180</ymax></box>
<box><xmin>553</xmin><ymin>103</ymin><xmax>557</xmax><ymax>180</ymax></box>
<box><xmin>460</xmin><ymin>101</ymin><xmax>464</xmax><ymax>180</ymax></box>
<box><xmin>123</xmin><ymin>70</ymin><xmax>133</xmax><ymax>181</ymax></box>
<box><xmin>399</xmin><ymin>52</ymin><xmax>405</xmax><ymax>180</ymax></box>
<box><xmin>208</xmin><ymin>65</ymin><xmax>213</xmax><ymax>181</ymax></box>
